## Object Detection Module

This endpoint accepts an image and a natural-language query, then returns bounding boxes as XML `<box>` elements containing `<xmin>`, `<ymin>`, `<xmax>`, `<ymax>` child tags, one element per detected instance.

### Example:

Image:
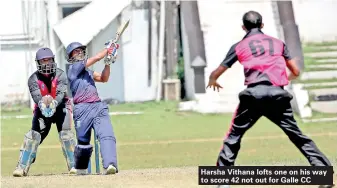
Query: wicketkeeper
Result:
<box><xmin>207</xmin><ymin>11</ymin><xmax>334</xmax><ymax>188</ymax></box>
<box><xmin>13</xmin><ymin>47</ymin><xmax>77</xmax><ymax>177</ymax></box>
<box><xmin>65</xmin><ymin>41</ymin><xmax>119</xmax><ymax>175</ymax></box>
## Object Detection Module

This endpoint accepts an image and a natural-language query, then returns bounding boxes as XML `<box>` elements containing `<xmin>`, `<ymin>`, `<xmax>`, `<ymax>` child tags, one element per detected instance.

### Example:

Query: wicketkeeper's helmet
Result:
<box><xmin>35</xmin><ymin>47</ymin><xmax>57</xmax><ymax>74</ymax></box>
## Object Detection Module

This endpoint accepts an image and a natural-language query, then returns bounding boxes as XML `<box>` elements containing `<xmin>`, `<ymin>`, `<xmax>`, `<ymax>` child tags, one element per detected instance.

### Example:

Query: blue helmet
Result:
<box><xmin>35</xmin><ymin>47</ymin><xmax>56</xmax><ymax>74</ymax></box>
<box><xmin>65</xmin><ymin>42</ymin><xmax>87</xmax><ymax>63</ymax></box>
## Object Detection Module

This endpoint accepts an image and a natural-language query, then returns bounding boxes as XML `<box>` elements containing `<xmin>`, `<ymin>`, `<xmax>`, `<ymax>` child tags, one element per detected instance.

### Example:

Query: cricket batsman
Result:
<box><xmin>207</xmin><ymin>11</ymin><xmax>334</xmax><ymax>188</ymax></box>
<box><xmin>13</xmin><ymin>47</ymin><xmax>77</xmax><ymax>177</ymax></box>
<box><xmin>65</xmin><ymin>41</ymin><xmax>118</xmax><ymax>175</ymax></box>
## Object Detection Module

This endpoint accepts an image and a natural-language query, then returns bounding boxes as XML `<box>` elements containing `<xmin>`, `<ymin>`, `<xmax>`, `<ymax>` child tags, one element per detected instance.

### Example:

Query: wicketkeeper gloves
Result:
<box><xmin>38</xmin><ymin>95</ymin><xmax>58</xmax><ymax>118</ymax></box>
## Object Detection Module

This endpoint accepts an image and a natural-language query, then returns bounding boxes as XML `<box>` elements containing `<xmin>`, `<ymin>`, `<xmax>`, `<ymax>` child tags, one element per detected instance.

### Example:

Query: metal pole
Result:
<box><xmin>277</xmin><ymin>1</ymin><xmax>305</xmax><ymax>71</ymax></box>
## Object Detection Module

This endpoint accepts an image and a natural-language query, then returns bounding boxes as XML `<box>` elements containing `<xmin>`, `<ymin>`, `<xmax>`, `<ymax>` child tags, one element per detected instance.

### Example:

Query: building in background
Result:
<box><xmin>1</xmin><ymin>0</ymin><xmax>160</xmax><ymax>108</ymax></box>
<box><xmin>1</xmin><ymin>0</ymin><xmax>337</xmax><ymax>114</ymax></box>
<box><xmin>53</xmin><ymin>0</ymin><xmax>159</xmax><ymax>103</ymax></box>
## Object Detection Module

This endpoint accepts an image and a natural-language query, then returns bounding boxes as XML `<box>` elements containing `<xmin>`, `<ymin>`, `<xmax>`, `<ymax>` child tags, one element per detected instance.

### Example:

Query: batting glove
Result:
<box><xmin>104</xmin><ymin>39</ymin><xmax>114</xmax><ymax>49</ymax></box>
<box><xmin>104</xmin><ymin>43</ymin><xmax>119</xmax><ymax>65</ymax></box>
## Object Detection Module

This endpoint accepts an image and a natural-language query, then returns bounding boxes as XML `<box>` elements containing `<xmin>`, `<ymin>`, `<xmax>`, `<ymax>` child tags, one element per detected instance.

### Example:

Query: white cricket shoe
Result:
<box><xmin>69</xmin><ymin>167</ymin><xmax>77</xmax><ymax>175</ymax></box>
<box><xmin>102</xmin><ymin>165</ymin><xmax>117</xmax><ymax>175</ymax></box>
<box><xmin>13</xmin><ymin>167</ymin><xmax>25</xmax><ymax>177</ymax></box>
<box><xmin>76</xmin><ymin>169</ymin><xmax>88</xmax><ymax>175</ymax></box>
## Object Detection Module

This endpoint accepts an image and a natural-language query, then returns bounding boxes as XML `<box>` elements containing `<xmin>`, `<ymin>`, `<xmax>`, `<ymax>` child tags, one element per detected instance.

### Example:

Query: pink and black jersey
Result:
<box><xmin>221</xmin><ymin>28</ymin><xmax>292</xmax><ymax>87</ymax></box>
<box><xmin>28</xmin><ymin>68</ymin><xmax>68</xmax><ymax>106</ymax></box>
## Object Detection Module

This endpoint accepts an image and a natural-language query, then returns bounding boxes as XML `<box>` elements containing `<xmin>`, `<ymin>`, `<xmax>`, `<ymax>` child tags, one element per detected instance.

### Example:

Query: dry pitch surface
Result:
<box><xmin>1</xmin><ymin>167</ymin><xmax>328</xmax><ymax>188</ymax></box>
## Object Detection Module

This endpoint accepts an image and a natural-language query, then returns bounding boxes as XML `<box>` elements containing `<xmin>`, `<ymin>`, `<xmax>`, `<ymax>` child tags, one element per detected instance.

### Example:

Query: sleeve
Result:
<box><xmin>68</xmin><ymin>61</ymin><xmax>86</xmax><ymax>80</ymax></box>
<box><xmin>87</xmin><ymin>68</ymin><xmax>94</xmax><ymax>77</ymax></box>
<box><xmin>55</xmin><ymin>71</ymin><xmax>68</xmax><ymax>106</ymax></box>
<box><xmin>28</xmin><ymin>74</ymin><xmax>42</xmax><ymax>104</ymax></box>
<box><xmin>282</xmin><ymin>43</ymin><xmax>292</xmax><ymax>60</ymax></box>
<box><xmin>220</xmin><ymin>43</ymin><xmax>239</xmax><ymax>68</ymax></box>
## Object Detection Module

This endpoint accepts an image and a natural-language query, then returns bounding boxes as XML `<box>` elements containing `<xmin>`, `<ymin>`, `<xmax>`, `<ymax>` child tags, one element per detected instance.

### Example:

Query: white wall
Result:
<box><xmin>0</xmin><ymin>0</ymin><xmax>47</xmax><ymax>40</ymax></box>
<box><xmin>89</xmin><ymin>18</ymin><xmax>125</xmax><ymax>102</ymax></box>
<box><xmin>197</xmin><ymin>1</ymin><xmax>279</xmax><ymax>112</ymax></box>
<box><xmin>2</xmin><ymin>0</ymin><xmax>337</xmax><ymax>104</ymax></box>
<box><xmin>293</xmin><ymin>0</ymin><xmax>337</xmax><ymax>42</ymax></box>
<box><xmin>87</xmin><ymin>8</ymin><xmax>158</xmax><ymax>103</ymax></box>
<box><xmin>121</xmin><ymin>9</ymin><xmax>157</xmax><ymax>102</ymax></box>
<box><xmin>0</xmin><ymin>49</ymin><xmax>38</xmax><ymax>103</ymax></box>
<box><xmin>195</xmin><ymin>0</ymin><xmax>337</xmax><ymax>113</ymax></box>
<box><xmin>0</xmin><ymin>0</ymin><xmax>46</xmax><ymax>105</ymax></box>
<box><xmin>0</xmin><ymin>0</ymin><xmax>25</xmax><ymax>35</ymax></box>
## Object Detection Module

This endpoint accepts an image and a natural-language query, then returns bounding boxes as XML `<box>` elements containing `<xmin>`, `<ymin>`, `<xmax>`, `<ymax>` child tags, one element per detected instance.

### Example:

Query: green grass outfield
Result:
<box><xmin>1</xmin><ymin>102</ymin><xmax>337</xmax><ymax>178</ymax></box>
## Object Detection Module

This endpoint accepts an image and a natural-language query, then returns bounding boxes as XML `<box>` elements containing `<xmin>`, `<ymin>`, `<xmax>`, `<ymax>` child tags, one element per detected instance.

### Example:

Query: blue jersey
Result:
<box><xmin>67</xmin><ymin>61</ymin><xmax>101</xmax><ymax>104</ymax></box>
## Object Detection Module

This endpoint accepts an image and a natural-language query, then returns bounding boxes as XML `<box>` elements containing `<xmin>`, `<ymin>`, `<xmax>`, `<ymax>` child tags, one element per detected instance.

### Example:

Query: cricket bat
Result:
<box><xmin>105</xmin><ymin>19</ymin><xmax>130</xmax><ymax>62</ymax></box>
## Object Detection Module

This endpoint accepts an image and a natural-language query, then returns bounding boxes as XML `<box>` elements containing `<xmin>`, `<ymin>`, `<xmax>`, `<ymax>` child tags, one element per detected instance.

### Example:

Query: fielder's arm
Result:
<box><xmin>28</xmin><ymin>74</ymin><xmax>43</xmax><ymax>104</ymax></box>
<box><xmin>283</xmin><ymin>44</ymin><xmax>300</xmax><ymax>80</ymax></box>
<box><xmin>209</xmin><ymin>43</ymin><xmax>239</xmax><ymax>81</ymax></box>
<box><xmin>54</xmin><ymin>70</ymin><xmax>68</xmax><ymax>106</ymax></box>
<box><xmin>85</xmin><ymin>49</ymin><xmax>109</xmax><ymax>68</ymax></box>
<box><xmin>93</xmin><ymin>65</ymin><xmax>110</xmax><ymax>83</ymax></box>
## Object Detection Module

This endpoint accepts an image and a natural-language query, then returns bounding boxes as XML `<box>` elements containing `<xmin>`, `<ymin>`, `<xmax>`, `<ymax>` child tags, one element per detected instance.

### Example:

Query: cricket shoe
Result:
<box><xmin>75</xmin><ymin>169</ymin><xmax>88</xmax><ymax>175</ymax></box>
<box><xmin>102</xmin><ymin>164</ymin><xmax>117</xmax><ymax>175</ymax></box>
<box><xmin>69</xmin><ymin>167</ymin><xmax>77</xmax><ymax>175</ymax></box>
<box><xmin>12</xmin><ymin>167</ymin><xmax>26</xmax><ymax>177</ymax></box>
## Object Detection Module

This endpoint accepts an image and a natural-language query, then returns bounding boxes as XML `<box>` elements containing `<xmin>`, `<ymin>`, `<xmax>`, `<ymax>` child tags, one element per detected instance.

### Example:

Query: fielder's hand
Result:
<box><xmin>206</xmin><ymin>79</ymin><xmax>223</xmax><ymax>92</ymax></box>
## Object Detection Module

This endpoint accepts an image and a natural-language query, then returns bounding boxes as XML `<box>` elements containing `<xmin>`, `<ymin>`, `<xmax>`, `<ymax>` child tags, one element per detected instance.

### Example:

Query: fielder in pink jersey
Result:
<box><xmin>207</xmin><ymin>11</ymin><xmax>334</xmax><ymax>188</ymax></box>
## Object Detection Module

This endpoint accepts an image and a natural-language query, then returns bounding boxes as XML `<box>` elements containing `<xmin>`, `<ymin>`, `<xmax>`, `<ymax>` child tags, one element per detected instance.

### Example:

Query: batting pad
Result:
<box><xmin>59</xmin><ymin>130</ymin><xmax>76</xmax><ymax>171</ymax></box>
<box><xmin>17</xmin><ymin>130</ymin><xmax>41</xmax><ymax>173</ymax></box>
<box><xmin>74</xmin><ymin>144</ymin><xmax>93</xmax><ymax>170</ymax></box>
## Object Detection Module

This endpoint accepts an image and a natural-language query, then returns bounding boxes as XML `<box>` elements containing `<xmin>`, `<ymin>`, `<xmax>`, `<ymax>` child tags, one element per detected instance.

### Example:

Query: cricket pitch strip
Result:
<box><xmin>1</xmin><ymin>167</ymin><xmax>327</xmax><ymax>188</ymax></box>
